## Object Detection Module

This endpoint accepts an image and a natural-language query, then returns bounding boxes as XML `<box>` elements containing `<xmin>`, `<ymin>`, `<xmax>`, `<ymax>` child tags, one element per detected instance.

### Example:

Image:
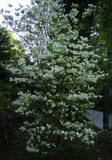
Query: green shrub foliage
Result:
<box><xmin>4</xmin><ymin>0</ymin><xmax>103</xmax><ymax>155</ymax></box>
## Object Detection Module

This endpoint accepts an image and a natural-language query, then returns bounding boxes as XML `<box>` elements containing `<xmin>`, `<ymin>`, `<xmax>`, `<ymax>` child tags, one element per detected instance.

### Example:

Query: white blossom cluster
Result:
<box><xmin>6</xmin><ymin>0</ymin><xmax>103</xmax><ymax>155</ymax></box>
<box><xmin>82</xmin><ymin>4</ymin><xmax>96</xmax><ymax>18</ymax></box>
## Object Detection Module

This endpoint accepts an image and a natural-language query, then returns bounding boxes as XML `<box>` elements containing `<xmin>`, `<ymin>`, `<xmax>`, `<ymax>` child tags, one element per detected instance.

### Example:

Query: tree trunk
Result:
<box><xmin>103</xmin><ymin>85</ymin><xmax>110</xmax><ymax>129</ymax></box>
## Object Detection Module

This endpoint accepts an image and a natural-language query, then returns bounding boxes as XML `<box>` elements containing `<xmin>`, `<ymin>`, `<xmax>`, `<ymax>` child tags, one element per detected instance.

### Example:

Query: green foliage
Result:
<box><xmin>0</xmin><ymin>26</ymin><xmax>24</xmax><ymax>110</ymax></box>
<box><xmin>96</xmin><ymin>0</ymin><xmax>112</xmax><ymax>48</ymax></box>
<box><xmin>0</xmin><ymin>27</ymin><xmax>24</xmax><ymax>64</ymax></box>
<box><xmin>2</xmin><ymin>0</ymin><xmax>103</xmax><ymax>155</ymax></box>
<box><xmin>91</xmin><ymin>0</ymin><xmax>112</xmax><ymax>113</ymax></box>
<box><xmin>93</xmin><ymin>0</ymin><xmax>112</xmax><ymax>80</ymax></box>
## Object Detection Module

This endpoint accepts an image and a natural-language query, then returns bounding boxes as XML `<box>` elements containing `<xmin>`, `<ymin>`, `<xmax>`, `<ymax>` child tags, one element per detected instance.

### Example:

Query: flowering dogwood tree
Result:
<box><xmin>3</xmin><ymin>0</ymin><xmax>103</xmax><ymax>155</ymax></box>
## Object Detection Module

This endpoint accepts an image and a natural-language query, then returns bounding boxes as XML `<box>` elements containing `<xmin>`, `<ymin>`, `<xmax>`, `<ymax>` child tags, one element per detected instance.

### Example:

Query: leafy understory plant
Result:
<box><xmin>3</xmin><ymin>0</ymin><xmax>103</xmax><ymax>155</ymax></box>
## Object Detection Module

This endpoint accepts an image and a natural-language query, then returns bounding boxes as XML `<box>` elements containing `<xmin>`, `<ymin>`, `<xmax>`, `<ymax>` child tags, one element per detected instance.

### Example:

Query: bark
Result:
<box><xmin>103</xmin><ymin>84</ymin><xmax>110</xmax><ymax>129</ymax></box>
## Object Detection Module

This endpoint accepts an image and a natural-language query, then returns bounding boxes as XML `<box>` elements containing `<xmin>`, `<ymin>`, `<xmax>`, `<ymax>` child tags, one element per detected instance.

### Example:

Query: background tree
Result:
<box><xmin>0</xmin><ymin>26</ymin><xmax>24</xmax><ymax>109</ymax></box>
<box><xmin>93</xmin><ymin>0</ymin><xmax>112</xmax><ymax>128</ymax></box>
<box><xmin>0</xmin><ymin>26</ymin><xmax>24</xmax><ymax>145</ymax></box>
